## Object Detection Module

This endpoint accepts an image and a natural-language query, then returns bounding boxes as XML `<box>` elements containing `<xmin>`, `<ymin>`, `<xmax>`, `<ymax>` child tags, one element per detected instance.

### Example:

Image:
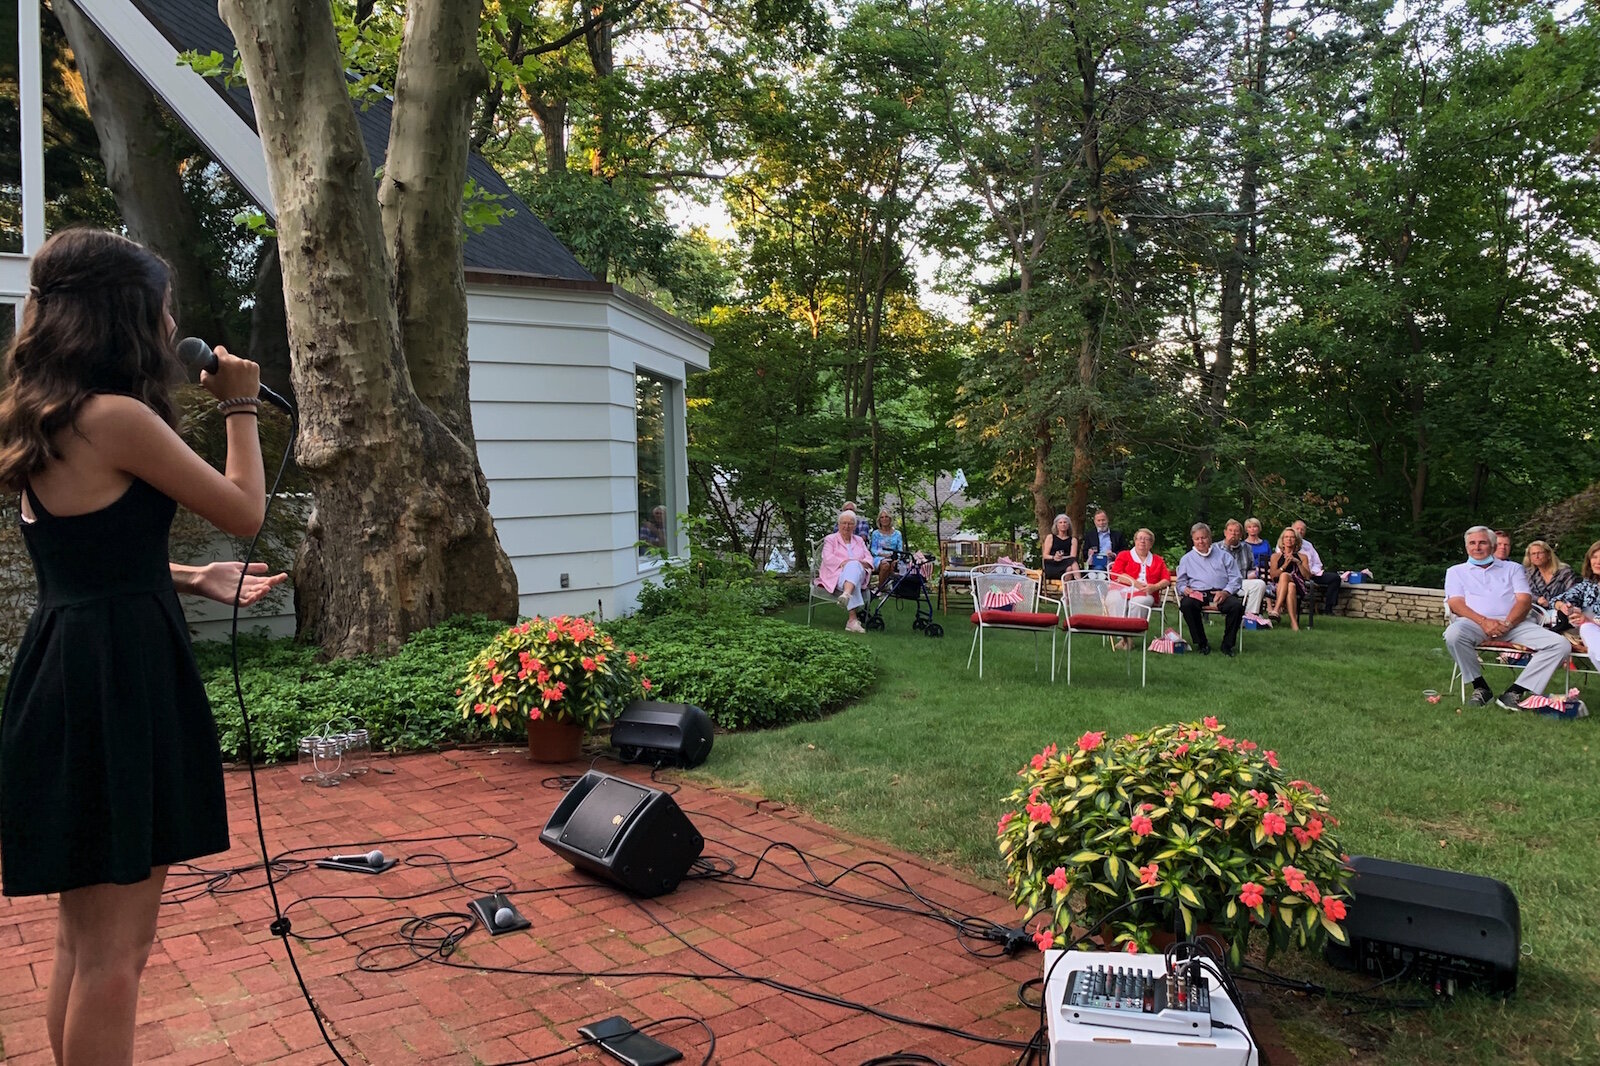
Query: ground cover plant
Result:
<box><xmin>693</xmin><ymin>604</ymin><xmax>1600</xmax><ymax>1066</ymax></box>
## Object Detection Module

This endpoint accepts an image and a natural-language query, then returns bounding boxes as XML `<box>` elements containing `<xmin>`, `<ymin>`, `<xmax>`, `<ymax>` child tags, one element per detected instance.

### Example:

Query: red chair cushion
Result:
<box><xmin>1478</xmin><ymin>640</ymin><xmax>1531</xmax><ymax>651</ymax></box>
<box><xmin>1064</xmin><ymin>614</ymin><xmax>1150</xmax><ymax>634</ymax></box>
<box><xmin>970</xmin><ymin>610</ymin><xmax>1060</xmax><ymax>628</ymax></box>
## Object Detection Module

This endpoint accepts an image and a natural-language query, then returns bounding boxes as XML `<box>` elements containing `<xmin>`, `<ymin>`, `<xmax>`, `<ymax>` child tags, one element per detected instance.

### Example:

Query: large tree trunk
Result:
<box><xmin>55</xmin><ymin>0</ymin><xmax>232</xmax><ymax>348</ymax></box>
<box><xmin>219</xmin><ymin>0</ymin><xmax>517</xmax><ymax>656</ymax></box>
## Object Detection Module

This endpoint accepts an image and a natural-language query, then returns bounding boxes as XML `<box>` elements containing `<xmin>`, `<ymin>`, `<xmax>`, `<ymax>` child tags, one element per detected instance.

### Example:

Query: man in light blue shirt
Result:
<box><xmin>1175</xmin><ymin>522</ymin><xmax>1244</xmax><ymax>656</ymax></box>
<box><xmin>1445</xmin><ymin>525</ymin><xmax>1569</xmax><ymax>708</ymax></box>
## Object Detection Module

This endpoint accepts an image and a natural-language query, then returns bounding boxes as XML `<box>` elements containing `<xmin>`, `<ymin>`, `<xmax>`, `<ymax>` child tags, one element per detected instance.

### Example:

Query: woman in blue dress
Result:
<box><xmin>869</xmin><ymin>510</ymin><xmax>905</xmax><ymax>590</ymax></box>
<box><xmin>0</xmin><ymin>229</ymin><xmax>284</xmax><ymax>1064</ymax></box>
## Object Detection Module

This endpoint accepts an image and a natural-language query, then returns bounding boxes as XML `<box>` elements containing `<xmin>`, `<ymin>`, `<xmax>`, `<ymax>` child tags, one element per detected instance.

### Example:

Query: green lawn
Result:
<box><xmin>689</xmin><ymin>603</ymin><xmax>1600</xmax><ymax>1066</ymax></box>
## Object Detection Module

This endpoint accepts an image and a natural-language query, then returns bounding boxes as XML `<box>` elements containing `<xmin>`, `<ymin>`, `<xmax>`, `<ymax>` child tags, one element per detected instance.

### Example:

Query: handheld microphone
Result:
<box><xmin>329</xmin><ymin>849</ymin><xmax>386</xmax><ymax>866</ymax></box>
<box><xmin>176</xmin><ymin>336</ymin><xmax>294</xmax><ymax>415</ymax></box>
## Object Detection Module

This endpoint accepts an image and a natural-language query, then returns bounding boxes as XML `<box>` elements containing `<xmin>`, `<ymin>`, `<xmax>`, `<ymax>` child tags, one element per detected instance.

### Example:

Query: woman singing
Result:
<box><xmin>0</xmin><ymin>229</ymin><xmax>285</xmax><ymax>1065</ymax></box>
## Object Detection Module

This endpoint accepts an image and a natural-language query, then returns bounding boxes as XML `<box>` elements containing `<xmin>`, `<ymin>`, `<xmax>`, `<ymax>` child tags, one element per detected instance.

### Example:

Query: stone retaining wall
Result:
<box><xmin>1332</xmin><ymin>583</ymin><xmax>1444</xmax><ymax>625</ymax></box>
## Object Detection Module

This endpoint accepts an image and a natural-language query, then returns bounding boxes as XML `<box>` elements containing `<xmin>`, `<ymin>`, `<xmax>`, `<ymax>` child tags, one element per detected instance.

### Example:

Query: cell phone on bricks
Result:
<box><xmin>578</xmin><ymin>1016</ymin><xmax>684</xmax><ymax>1066</ymax></box>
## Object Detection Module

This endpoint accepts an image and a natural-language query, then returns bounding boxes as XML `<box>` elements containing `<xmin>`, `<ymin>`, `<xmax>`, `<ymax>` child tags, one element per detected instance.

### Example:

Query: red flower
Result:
<box><xmin>1028</xmin><ymin>802</ymin><xmax>1053</xmax><ymax>824</ymax></box>
<box><xmin>485</xmin><ymin>658</ymin><xmax>498</xmax><ymax>670</ymax></box>
<box><xmin>1323</xmin><ymin>897</ymin><xmax>1347</xmax><ymax>921</ymax></box>
<box><xmin>582</xmin><ymin>657</ymin><xmax>597</xmax><ymax>671</ymax></box>
<box><xmin>473</xmin><ymin>702</ymin><xmax>486</xmax><ymax>714</ymax></box>
<box><xmin>595</xmin><ymin>653</ymin><xmax>607</xmax><ymax>665</ymax></box>
<box><xmin>1125</xmin><ymin>940</ymin><xmax>1139</xmax><ymax>954</ymax></box>
<box><xmin>1265</xmin><ymin>750</ymin><xmax>1279</xmax><ymax>769</ymax></box>
<box><xmin>1263</xmin><ymin>812</ymin><xmax>1287</xmax><ymax>837</ymax></box>
<box><xmin>1174</xmin><ymin>743</ymin><xmax>1190</xmax><ymax>757</ymax></box>
<box><xmin>1305</xmin><ymin>817</ymin><xmax>1323</xmax><ymax>841</ymax></box>
<box><xmin>1131</xmin><ymin>814</ymin><xmax>1154</xmax><ymax>836</ymax></box>
<box><xmin>1203</xmin><ymin>716</ymin><xmax>1220</xmax><ymax>730</ymax></box>
<box><xmin>628</xmin><ymin>651</ymin><xmax>640</xmax><ymax>666</ymax></box>
<box><xmin>1292</xmin><ymin>827</ymin><xmax>1311</xmax><ymax>847</ymax></box>
<box><xmin>543</xmin><ymin>686</ymin><xmax>564</xmax><ymax>702</ymax></box>
<box><xmin>1139</xmin><ymin>863</ymin><xmax>1159</xmax><ymax>887</ymax></box>
<box><xmin>1029</xmin><ymin>786</ymin><xmax>1042</xmax><ymax>804</ymax></box>
<box><xmin>1077</xmin><ymin>730</ymin><xmax>1105</xmax><ymax>752</ymax></box>
<box><xmin>455</xmin><ymin>688</ymin><xmax>462</xmax><ymax>696</ymax></box>
<box><xmin>537</xmin><ymin>670</ymin><xmax>551</xmax><ymax>685</ymax></box>
<box><xmin>491</xmin><ymin>672</ymin><xmax>504</xmax><ymax>687</ymax></box>
<box><xmin>1140</xmin><ymin>803</ymin><xmax>1154</xmax><ymax>812</ymax></box>
<box><xmin>997</xmin><ymin>811</ymin><xmax>1016</xmax><ymax>835</ymax></box>
<box><xmin>1239</xmin><ymin>740</ymin><xmax>1258</xmax><ymax>752</ymax></box>
<box><xmin>1281</xmin><ymin>865</ymin><xmax>1307</xmax><ymax>892</ymax></box>
<box><xmin>642</xmin><ymin>678</ymin><xmax>653</xmax><ymax>692</ymax></box>
<box><xmin>1047</xmin><ymin>867</ymin><xmax>1069</xmax><ymax>893</ymax></box>
<box><xmin>1248</xmin><ymin>789</ymin><xmax>1270</xmax><ymax>809</ymax></box>
<box><xmin>1239</xmin><ymin>882</ymin><xmax>1265</xmax><ymax>909</ymax></box>
<box><xmin>1033</xmin><ymin>929</ymin><xmax>1055</xmax><ymax>952</ymax></box>
<box><xmin>1216</xmin><ymin>735</ymin><xmax>1236</xmax><ymax>751</ymax></box>
<box><xmin>1303</xmin><ymin>882</ymin><xmax>1322</xmax><ymax>905</ymax></box>
<box><xmin>1210</xmin><ymin>791</ymin><xmax>1233</xmax><ymax>809</ymax></box>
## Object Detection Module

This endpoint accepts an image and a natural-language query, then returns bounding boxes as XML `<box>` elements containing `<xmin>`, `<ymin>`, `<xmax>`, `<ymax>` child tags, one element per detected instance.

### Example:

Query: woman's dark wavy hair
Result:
<box><xmin>0</xmin><ymin>228</ymin><xmax>182</xmax><ymax>491</ymax></box>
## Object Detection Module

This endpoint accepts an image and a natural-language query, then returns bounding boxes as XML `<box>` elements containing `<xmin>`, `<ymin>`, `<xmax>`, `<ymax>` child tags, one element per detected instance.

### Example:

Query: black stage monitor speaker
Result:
<box><xmin>1324</xmin><ymin>855</ymin><xmax>1521</xmax><ymax>995</ymax></box>
<box><xmin>540</xmin><ymin>770</ymin><xmax>704</xmax><ymax>897</ymax></box>
<box><xmin>610</xmin><ymin>701</ymin><xmax>714</xmax><ymax>769</ymax></box>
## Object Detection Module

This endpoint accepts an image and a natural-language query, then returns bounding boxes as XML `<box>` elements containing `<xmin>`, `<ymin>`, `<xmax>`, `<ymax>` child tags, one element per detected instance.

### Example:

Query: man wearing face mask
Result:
<box><xmin>1445</xmin><ymin>525</ymin><xmax>1570</xmax><ymax>708</ymax></box>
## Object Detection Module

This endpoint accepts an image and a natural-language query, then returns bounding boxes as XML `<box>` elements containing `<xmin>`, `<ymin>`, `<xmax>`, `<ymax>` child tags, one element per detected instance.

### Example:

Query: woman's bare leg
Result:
<box><xmin>57</xmin><ymin>866</ymin><xmax>167</xmax><ymax>1066</ymax></box>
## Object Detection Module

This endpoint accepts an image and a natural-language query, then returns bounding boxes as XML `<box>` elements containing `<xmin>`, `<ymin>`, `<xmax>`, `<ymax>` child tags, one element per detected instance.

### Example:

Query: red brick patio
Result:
<box><xmin>0</xmin><ymin>750</ymin><xmax>1294</xmax><ymax>1064</ymax></box>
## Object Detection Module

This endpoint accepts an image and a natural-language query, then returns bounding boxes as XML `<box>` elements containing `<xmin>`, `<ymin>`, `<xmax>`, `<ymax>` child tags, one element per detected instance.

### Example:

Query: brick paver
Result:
<box><xmin>0</xmin><ymin>749</ymin><xmax>1295</xmax><ymax>1064</ymax></box>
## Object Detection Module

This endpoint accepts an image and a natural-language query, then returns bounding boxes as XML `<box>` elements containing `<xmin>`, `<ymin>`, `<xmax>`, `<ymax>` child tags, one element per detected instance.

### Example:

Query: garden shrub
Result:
<box><xmin>195</xmin><ymin>614</ymin><xmax>508</xmax><ymax>762</ymax></box>
<box><xmin>604</xmin><ymin>613</ymin><xmax>875</xmax><ymax>730</ymax></box>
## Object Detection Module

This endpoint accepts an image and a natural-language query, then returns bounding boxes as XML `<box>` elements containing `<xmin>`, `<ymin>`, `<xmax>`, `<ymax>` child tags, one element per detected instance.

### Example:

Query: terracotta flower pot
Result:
<box><xmin>525</xmin><ymin>717</ymin><xmax>583</xmax><ymax>763</ymax></box>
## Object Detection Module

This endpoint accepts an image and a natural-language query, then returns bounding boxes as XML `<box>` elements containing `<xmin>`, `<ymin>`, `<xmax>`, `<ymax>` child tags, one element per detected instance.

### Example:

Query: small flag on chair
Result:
<box><xmin>981</xmin><ymin>584</ymin><xmax>1025</xmax><ymax>610</ymax></box>
<box><xmin>1517</xmin><ymin>688</ymin><xmax>1588</xmax><ymax>718</ymax></box>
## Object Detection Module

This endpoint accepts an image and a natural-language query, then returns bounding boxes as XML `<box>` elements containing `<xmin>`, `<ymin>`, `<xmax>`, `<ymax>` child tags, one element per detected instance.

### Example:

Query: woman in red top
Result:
<box><xmin>1108</xmin><ymin>528</ymin><xmax>1171</xmax><ymax>636</ymax></box>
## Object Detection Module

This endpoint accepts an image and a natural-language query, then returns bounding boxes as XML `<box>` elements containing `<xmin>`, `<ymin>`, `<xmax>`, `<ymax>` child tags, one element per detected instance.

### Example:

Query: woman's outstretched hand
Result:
<box><xmin>188</xmin><ymin>561</ymin><xmax>288</xmax><ymax>606</ymax></box>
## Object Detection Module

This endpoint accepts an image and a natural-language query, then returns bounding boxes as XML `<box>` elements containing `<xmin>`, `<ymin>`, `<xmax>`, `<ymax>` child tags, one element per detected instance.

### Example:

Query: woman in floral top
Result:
<box><xmin>1522</xmin><ymin>540</ymin><xmax>1574</xmax><ymax>608</ymax></box>
<box><xmin>1551</xmin><ymin>541</ymin><xmax>1600</xmax><ymax>666</ymax></box>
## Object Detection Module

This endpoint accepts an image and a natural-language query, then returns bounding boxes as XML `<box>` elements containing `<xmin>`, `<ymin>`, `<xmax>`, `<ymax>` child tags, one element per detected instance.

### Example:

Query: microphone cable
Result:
<box><xmin>215</xmin><ymin>393</ymin><xmax>359</xmax><ymax>1065</ymax></box>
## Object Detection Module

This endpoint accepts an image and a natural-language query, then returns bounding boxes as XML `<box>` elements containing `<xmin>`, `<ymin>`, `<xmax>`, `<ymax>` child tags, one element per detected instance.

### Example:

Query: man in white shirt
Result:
<box><xmin>1444</xmin><ymin>525</ymin><xmax>1570</xmax><ymax>708</ymax></box>
<box><xmin>1292</xmin><ymin>520</ymin><xmax>1341</xmax><ymax>615</ymax></box>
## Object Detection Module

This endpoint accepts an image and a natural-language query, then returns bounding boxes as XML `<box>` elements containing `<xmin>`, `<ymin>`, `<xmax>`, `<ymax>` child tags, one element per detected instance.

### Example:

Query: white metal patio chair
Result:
<box><xmin>966</xmin><ymin>565</ymin><xmax>1061</xmax><ymax>679</ymax></box>
<box><xmin>1061</xmin><ymin>577</ymin><xmax>1154</xmax><ymax>686</ymax></box>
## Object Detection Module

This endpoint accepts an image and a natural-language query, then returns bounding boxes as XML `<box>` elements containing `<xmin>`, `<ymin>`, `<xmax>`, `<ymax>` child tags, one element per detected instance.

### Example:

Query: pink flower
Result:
<box><xmin>1324</xmin><ymin>897</ymin><xmax>1347</xmax><ymax>921</ymax></box>
<box><xmin>1077</xmin><ymin>730</ymin><xmax>1105</xmax><ymax>752</ymax></box>
<box><xmin>641</xmin><ymin>678</ymin><xmax>653</xmax><ymax>692</ymax></box>
<box><xmin>1305</xmin><ymin>817</ymin><xmax>1323</xmax><ymax>841</ymax></box>
<box><xmin>1303</xmin><ymin>882</ymin><xmax>1322</xmax><ymax>905</ymax></box>
<box><xmin>485</xmin><ymin>658</ymin><xmax>498</xmax><ymax>670</ymax></box>
<box><xmin>1239</xmin><ymin>882</ymin><xmax>1265</xmax><ymax>909</ymax></box>
<box><xmin>1203</xmin><ymin>716</ymin><xmax>1220</xmax><ymax>730</ymax></box>
<box><xmin>1030</xmin><ymin>752</ymin><xmax>1049</xmax><ymax>771</ymax></box>
<box><xmin>473</xmin><ymin>702</ymin><xmax>486</xmax><ymax>714</ymax></box>
<box><xmin>997</xmin><ymin>811</ymin><xmax>1016</xmax><ymax>835</ymax></box>
<box><xmin>1248</xmin><ymin>789</ymin><xmax>1270</xmax><ymax>809</ymax></box>
<box><xmin>1029</xmin><ymin>786</ymin><xmax>1042</xmax><ymax>804</ymax></box>
<box><xmin>1047</xmin><ymin>867</ymin><xmax>1069</xmax><ymax>893</ymax></box>
<box><xmin>491</xmin><ymin>672</ymin><xmax>504</xmax><ymax>687</ymax></box>
<box><xmin>1265</xmin><ymin>750</ymin><xmax>1279</xmax><ymax>769</ymax></box>
<box><xmin>1139</xmin><ymin>863</ymin><xmax>1159</xmax><ymax>887</ymax></box>
<box><xmin>1263</xmin><ymin>812</ymin><xmax>1287</xmax><ymax>837</ymax></box>
<box><xmin>627</xmin><ymin>651</ymin><xmax>640</xmax><ymax>666</ymax></box>
<box><xmin>1140</xmin><ymin>803</ymin><xmax>1154</xmax><ymax>812</ymax></box>
<box><xmin>1125</xmin><ymin>940</ymin><xmax>1139</xmax><ymax>954</ymax></box>
<box><xmin>1282</xmin><ymin>865</ymin><xmax>1307</xmax><ymax>892</ymax></box>
<box><xmin>1131</xmin><ymin>814</ymin><xmax>1154</xmax><ymax>836</ymax></box>
<box><xmin>1239</xmin><ymin>740</ymin><xmax>1258</xmax><ymax>752</ymax></box>
<box><xmin>1216</xmin><ymin>736</ymin><xmax>1236</xmax><ymax>751</ymax></box>
<box><xmin>1211</xmin><ymin>791</ymin><xmax>1233</xmax><ymax>809</ymax></box>
<box><xmin>1174</xmin><ymin>743</ymin><xmax>1190</xmax><ymax>757</ymax></box>
<box><xmin>582</xmin><ymin>657</ymin><xmax>597</xmax><ymax>671</ymax></box>
<box><xmin>1292</xmin><ymin>827</ymin><xmax>1311</xmax><ymax>846</ymax></box>
<box><xmin>1214</xmin><ymin>818</ymin><xmax>1224</xmax><ymax>827</ymax></box>
<box><xmin>1028</xmin><ymin>802</ymin><xmax>1054</xmax><ymax>824</ymax></box>
<box><xmin>542</xmin><ymin>687</ymin><xmax>563</xmax><ymax>702</ymax></box>
<box><xmin>1034</xmin><ymin>929</ymin><xmax>1055</xmax><ymax>951</ymax></box>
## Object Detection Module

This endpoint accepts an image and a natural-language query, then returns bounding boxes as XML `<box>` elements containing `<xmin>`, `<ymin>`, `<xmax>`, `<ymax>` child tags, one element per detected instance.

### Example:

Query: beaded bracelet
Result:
<box><xmin>217</xmin><ymin>396</ymin><xmax>262</xmax><ymax>414</ymax></box>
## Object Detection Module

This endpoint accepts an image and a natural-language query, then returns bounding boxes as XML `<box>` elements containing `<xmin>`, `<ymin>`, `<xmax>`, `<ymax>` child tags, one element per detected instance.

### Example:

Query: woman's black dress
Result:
<box><xmin>0</xmin><ymin>478</ymin><xmax>229</xmax><ymax>896</ymax></box>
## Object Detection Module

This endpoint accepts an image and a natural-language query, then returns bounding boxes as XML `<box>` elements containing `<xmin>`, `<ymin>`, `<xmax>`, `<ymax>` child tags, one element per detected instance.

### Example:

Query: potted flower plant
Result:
<box><xmin>456</xmin><ymin>616</ymin><xmax>651</xmax><ymax>762</ymax></box>
<box><xmin>997</xmin><ymin>718</ymin><xmax>1351</xmax><ymax>963</ymax></box>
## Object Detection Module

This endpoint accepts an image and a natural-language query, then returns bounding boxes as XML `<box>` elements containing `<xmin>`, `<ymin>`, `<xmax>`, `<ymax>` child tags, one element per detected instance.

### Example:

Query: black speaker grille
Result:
<box><xmin>559</xmin><ymin>777</ymin><xmax>651</xmax><ymax>858</ymax></box>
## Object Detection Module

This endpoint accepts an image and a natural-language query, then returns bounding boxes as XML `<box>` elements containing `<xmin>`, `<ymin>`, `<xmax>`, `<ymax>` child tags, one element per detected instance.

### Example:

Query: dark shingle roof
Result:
<box><xmin>128</xmin><ymin>0</ymin><xmax>593</xmax><ymax>281</ymax></box>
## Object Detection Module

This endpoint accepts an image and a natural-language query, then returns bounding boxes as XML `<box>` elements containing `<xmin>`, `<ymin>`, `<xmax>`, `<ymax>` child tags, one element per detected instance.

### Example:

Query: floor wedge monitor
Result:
<box><xmin>610</xmin><ymin>701</ymin><xmax>714</xmax><ymax>769</ymax></box>
<box><xmin>540</xmin><ymin>771</ymin><xmax>704</xmax><ymax>897</ymax></box>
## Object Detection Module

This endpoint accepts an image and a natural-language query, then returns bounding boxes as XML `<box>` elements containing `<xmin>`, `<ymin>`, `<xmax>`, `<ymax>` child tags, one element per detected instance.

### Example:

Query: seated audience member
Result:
<box><xmin>1245</xmin><ymin>517</ymin><xmax>1272</xmax><ymax>575</ymax></box>
<box><xmin>638</xmin><ymin>505</ymin><xmax>666</xmax><ymax>554</ymax></box>
<box><xmin>1041</xmin><ymin>513</ymin><xmax>1080</xmax><ymax>584</ymax></box>
<box><xmin>1552</xmin><ymin>541</ymin><xmax>1600</xmax><ymax>668</ymax></box>
<box><xmin>1444</xmin><ymin>525</ymin><xmax>1570</xmax><ymax>708</ymax></box>
<box><xmin>817</xmin><ymin>510</ymin><xmax>875</xmax><ymax>634</ymax></box>
<box><xmin>1108</xmin><ymin>528</ymin><xmax>1170</xmax><ymax>648</ymax></box>
<box><xmin>869</xmin><ymin>510</ymin><xmax>904</xmax><ymax>589</ymax></box>
<box><xmin>1292</xmin><ymin>519</ymin><xmax>1340</xmax><ymax>614</ymax></box>
<box><xmin>842</xmin><ymin>501</ymin><xmax>872</xmax><ymax>540</ymax></box>
<box><xmin>1175</xmin><ymin>522</ymin><xmax>1244</xmax><ymax>657</ymax></box>
<box><xmin>1084</xmin><ymin>509</ymin><xmax>1128</xmax><ymax>571</ymax></box>
<box><xmin>1494</xmin><ymin>530</ymin><xmax>1512</xmax><ymax>561</ymax></box>
<box><xmin>1523</xmin><ymin>540</ymin><xmax>1574</xmax><ymax>610</ymax></box>
<box><xmin>1268</xmin><ymin>526</ymin><xmax>1312</xmax><ymax>629</ymax></box>
<box><xmin>1221</xmin><ymin>519</ymin><xmax>1267</xmax><ymax>617</ymax></box>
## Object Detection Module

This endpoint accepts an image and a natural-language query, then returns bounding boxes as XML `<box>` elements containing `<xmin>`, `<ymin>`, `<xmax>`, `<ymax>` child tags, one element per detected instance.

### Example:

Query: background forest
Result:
<box><xmin>4</xmin><ymin>0</ymin><xmax>1597</xmax><ymax>587</ymax></box>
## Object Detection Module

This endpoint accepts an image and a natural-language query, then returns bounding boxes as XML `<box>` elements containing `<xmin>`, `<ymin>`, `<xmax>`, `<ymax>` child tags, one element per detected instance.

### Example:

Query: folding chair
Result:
<box><xmin>1060</xmin><ymin>578</ymin><xmax>1153</xmax><ymax>686</ymax></box>
<box><xmin>806</xmin><ymin>539</ymin><xmax>849</xmax><ymax>626</ymax></box>
<box><xmin>966</xmin><ymin>565</ymin><xmax>1061</xmax><ymax>679</ymax></box>
<box><xmin>1443</xmin><ymin>600</ymin><xmax>1582</xmax><ymax>698</ymax></box>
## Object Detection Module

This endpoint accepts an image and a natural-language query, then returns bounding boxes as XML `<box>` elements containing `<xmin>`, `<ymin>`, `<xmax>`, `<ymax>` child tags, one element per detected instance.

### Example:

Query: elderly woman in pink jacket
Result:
<box><xmin>817</xmin><ymin>509</ymin><xmax>875</xmax><ymax>633</ymax></box>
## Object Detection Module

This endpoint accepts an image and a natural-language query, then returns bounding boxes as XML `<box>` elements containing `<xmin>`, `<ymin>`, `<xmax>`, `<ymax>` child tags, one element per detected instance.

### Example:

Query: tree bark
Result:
<box><xmin>219</xmin><ymin>0</ymin><xmax>516</xmax><ymax>656</ymax></box>
<box><xmin>55</xmin><ymin>0</ymin><xmax>232</xmax><ymax>349</ymax></box>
